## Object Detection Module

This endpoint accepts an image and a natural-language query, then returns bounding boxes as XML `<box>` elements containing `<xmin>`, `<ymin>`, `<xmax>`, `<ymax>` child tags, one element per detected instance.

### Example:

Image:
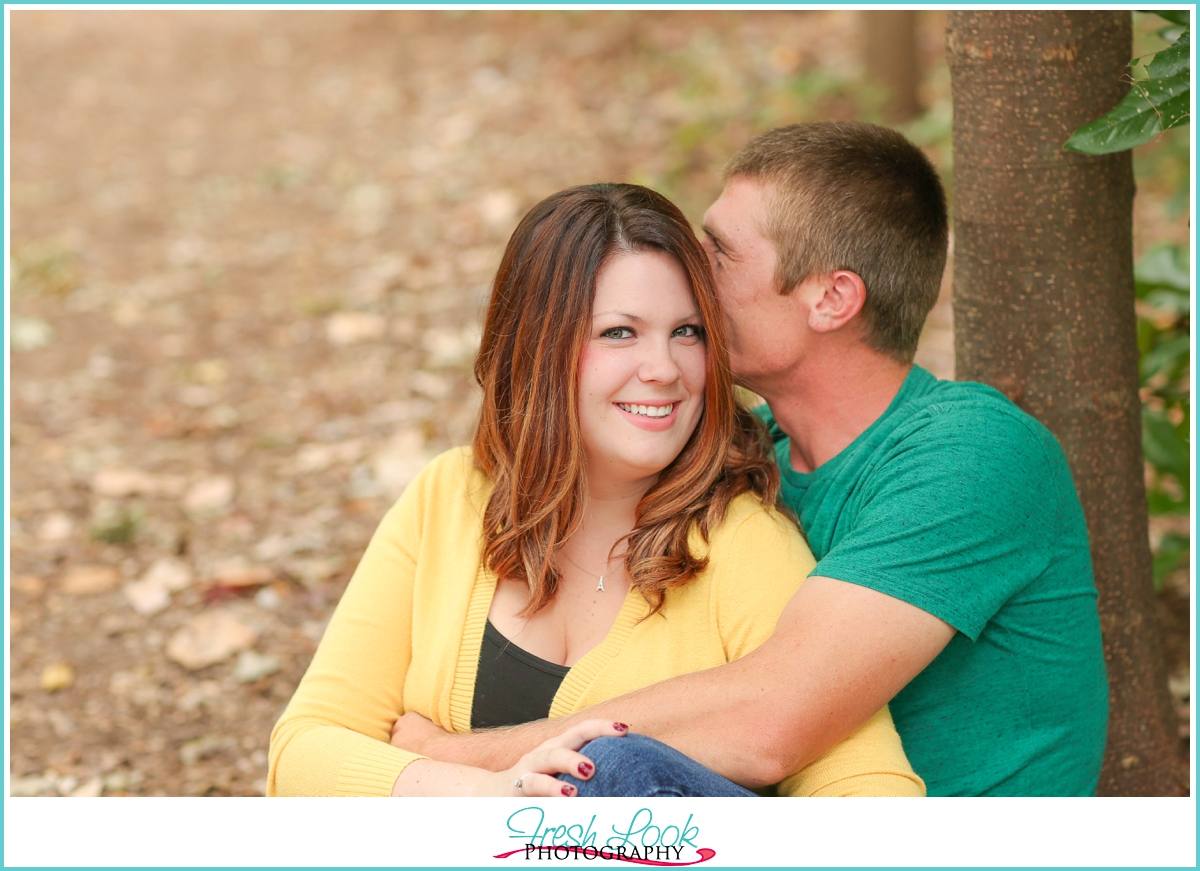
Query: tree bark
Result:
<box><xmin>946</xmin><ymin>10</ymin><xmax>1186</xmax><ymax>796</ymax></box>
<box><xmin>863</xmin><ymin>11</ymin><xmax>922</xmax><ymax>122</ymax></box>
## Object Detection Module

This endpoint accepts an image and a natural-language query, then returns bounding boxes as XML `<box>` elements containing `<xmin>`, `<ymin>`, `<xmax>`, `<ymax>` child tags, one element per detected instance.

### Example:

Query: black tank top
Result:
<box><xmin>471</xmin><ymin>620</ymin><xmax>571</xmax><ymax>730</ymax></box>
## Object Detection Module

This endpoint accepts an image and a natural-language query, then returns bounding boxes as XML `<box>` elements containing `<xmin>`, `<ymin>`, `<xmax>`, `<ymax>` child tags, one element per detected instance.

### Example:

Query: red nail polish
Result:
<box><xmin>562</xmin><ymin>784</ymin><xmax>575</xmax><ymax>796</ymax></box>
<box><xmin>614</xmin><ymin>722</ymin><xmax>629</xmax><ymax>732</ymax></box>
<box><xmin>578</xmin><ymin>761</ymin><xmax>594</xmax><ymax>777</ymax></box>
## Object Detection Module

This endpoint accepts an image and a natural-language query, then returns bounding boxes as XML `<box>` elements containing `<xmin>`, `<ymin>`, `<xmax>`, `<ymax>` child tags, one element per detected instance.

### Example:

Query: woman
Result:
<box><xmin>268</xmin><ymin>184</ymin><xmax>921</xmax><ymax>797</ymax></box>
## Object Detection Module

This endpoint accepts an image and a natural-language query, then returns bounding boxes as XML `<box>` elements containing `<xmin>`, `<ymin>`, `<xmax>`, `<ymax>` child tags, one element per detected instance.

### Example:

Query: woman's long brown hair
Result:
<box><xmin>473</xmin><ymin>184</ymin><xmax>779</xmax><ymax>616</ymax></box>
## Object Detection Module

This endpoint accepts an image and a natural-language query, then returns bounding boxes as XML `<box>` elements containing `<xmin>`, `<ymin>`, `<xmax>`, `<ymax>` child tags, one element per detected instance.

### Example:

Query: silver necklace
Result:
<box><xmin>560</xmin><ymin>551</ymin><xmax>618</xmax><ymax>592</ymax></box>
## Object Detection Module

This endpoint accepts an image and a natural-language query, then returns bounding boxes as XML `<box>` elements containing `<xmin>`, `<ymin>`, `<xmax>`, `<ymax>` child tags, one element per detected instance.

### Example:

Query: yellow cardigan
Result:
<box><xmin>269</xmin><ymin>448</ymin><xmax>923</xmax><ymax>797</ymax></box>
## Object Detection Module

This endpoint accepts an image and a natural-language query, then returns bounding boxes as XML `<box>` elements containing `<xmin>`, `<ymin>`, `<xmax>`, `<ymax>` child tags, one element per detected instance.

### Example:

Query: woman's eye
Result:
<box><xmin>673</xmin><ymin>324</ymin><xmax>704</xmax><ymax>340</ymax></box>
<box><xmin>601</xmin><ymin>327</ymin><xmax>634</xmax><ymax>340</ymax></box>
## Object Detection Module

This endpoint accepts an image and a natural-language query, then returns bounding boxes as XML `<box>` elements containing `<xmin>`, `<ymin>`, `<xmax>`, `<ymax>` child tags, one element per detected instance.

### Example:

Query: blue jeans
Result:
<box><xmin>558</xmin><ymin>733</ymin><xmax>757</xmax><ymax>797</ymax></box>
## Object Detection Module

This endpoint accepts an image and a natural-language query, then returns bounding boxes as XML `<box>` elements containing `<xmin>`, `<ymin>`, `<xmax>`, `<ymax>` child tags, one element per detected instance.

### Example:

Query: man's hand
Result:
<box><xmin>391</xmin><ymin>711</ymin><xmax>448</xmax><ymax>755</ymax></box>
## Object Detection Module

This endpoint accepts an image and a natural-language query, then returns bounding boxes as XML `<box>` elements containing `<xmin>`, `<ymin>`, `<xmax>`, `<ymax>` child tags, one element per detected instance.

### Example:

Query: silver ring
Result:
<box><xmin>513</xmin><ymin>772</ymin><xmax>536</xmax><ymax>795</ymax></box>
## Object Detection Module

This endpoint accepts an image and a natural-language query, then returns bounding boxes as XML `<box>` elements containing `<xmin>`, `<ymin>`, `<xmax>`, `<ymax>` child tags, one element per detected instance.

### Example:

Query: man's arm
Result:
<box><xmin>395</xmin><ymin>576</ymin><xmax>954</xmax><ymax>787</ymax></box>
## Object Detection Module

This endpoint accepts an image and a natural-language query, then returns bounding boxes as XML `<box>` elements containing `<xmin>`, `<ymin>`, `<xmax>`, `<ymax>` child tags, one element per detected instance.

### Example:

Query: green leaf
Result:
<box><xmin>1146</xmin><ymin>9</ymin><xmax>1190</xmax><ymax>27</ymax></box>
<box><xmin>1146</xmin><ymin>29</ymin><xmax>1190</xmax><ymax>78</ymax></box>
<box><xmin>1143</xmin><ymin>406</ymin><xmax>1191</xmax><ymax>483</ymax></box>
<box><xmin>1065</xmin><ymin>70</ymin><xmax>1190</xmax><ymax>154</ymax></box>
<box><xmin>1147</xmin><ymin>489</ymin><xmax>1190</xmax><ymax>515</ymax></box>
<box><xmin>1135</xmin><ymin>244</ymin><xmax>1190</xmax><ymax>295</ymax></box>
<box><xmin>1157</xmin><ymin>25</ymin><xmax>1188</xmax><ymax>43</ymax></box>
<box><xmin>1152</xmin><ymin>532</ymin><xmax>1190</xmax><ymax>586</ymax></box>
<box><xmin>1153</xmin><ymin>87</ymin><xmax>1192</xmax><ymax>130</ymax></box>
<box><xmin>1141</xmin><ymin>334</ymin><xmax>1191</xmax><ymax>380</ymax></box>
<box><xmin>1137</xmin><ymin>318</ymin><xmax>1158</xmax><ymax>355</ymax></box>
<box><xmin>1143</xmin><ymin>287</ymin><xmax>1191</xmax><ymax>315</ymax></box>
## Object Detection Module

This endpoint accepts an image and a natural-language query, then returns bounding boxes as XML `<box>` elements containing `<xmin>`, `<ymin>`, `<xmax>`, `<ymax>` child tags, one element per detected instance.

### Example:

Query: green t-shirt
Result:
<box><xmin>757</xmin><ymin>365</ymin><xmax>1108</xmax><ymax>796</ymax></box>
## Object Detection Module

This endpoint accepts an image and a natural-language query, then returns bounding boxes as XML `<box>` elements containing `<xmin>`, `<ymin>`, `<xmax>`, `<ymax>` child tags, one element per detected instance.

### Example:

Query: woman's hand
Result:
<box><xmin>471</xmin><ymin>719</ymin><xmax>630</xmax><ymax>797</ymax></box>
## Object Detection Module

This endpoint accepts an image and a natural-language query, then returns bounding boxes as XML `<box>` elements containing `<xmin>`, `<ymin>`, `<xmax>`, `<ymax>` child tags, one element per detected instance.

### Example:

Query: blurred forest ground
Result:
<box><xmin>7</xmin><ymin>10</ymin><xmax>1190</xmax><ymax>796</ymax></box>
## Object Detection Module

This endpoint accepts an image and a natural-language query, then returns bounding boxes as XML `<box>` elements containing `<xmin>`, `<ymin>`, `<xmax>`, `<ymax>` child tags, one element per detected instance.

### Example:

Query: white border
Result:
<box><xmin>3</xmin><ymin>4</ymin><xmax>1196</xmax><ymax>870</ymax></box>
<box><xmin>3</xmin><ymin>797</ymin><xmax>1198</xmax><ymax>866</ymax></box>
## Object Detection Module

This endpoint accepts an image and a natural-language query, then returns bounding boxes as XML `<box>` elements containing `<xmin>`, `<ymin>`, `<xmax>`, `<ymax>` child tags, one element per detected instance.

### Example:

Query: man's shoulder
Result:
<box><xmin>890</xmin><ymin>375</ymin><xmax>1061</xmax><ymax>462</ymax></box>
<box><xmin>820</xmin><ymin>373</ymin><xmax>1077</xmax><ymax>517</ymax></box>
<box><xmin>902</xmin><ymin>374</ymin><xmax>1027</xmax><ymax>424</ymax></box>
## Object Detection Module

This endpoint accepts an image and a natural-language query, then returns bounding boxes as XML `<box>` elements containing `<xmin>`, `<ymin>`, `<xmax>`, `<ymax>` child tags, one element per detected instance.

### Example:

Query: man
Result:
<box><xmin>394</xmin><ymin>122</ymin><xmax>1109</xmax><ymax>796</ymax></box>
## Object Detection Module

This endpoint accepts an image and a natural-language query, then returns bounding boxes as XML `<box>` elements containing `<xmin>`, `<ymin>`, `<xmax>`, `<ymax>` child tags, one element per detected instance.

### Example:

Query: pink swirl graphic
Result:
<box><xmin>493</xmin><ymin>847</ymin><xmax>716</xmax><ymax>866</ymax></box>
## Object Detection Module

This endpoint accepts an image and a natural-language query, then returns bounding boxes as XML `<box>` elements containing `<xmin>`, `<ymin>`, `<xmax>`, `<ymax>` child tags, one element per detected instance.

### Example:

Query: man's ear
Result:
<box><xmin>807</xmin><ymin>270</ymin><xmax>866</xmax><ymax>333</ymax></box>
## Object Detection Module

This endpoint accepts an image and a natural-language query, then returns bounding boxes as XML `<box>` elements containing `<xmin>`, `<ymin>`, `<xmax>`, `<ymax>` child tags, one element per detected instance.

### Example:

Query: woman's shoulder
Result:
<box><xmin>704</xmin><ymin>494</ymin><xmax>814</xmax><ymax>568</ymax></box>
<box><xmin>715</xmin><ymin>493</ymin><xmax>800</xmax><ymax>539</ymax></box>
<box><xmin>422</xmin><ymin>445</ymin><xmax>478</xmax><ymax>481</ymax></box>
<box><xmin>403</xmin><ymin>445</ymin><xmax>482</xmax><ymax>486</ymax></box>
<box><xmin>388</xmin><ymin>445</ymin><xmax>491</xmax><ymax>515</ymax></box>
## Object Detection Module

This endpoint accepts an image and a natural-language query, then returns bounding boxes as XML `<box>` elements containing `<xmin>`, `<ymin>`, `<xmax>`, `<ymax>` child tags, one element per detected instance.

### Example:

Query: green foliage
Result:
<box><xmin>1064</xmin><ymin>12</ymin><xmax>1190</xmax><ymax>154</ymax></box>
<box><xmin>1136</xmin><ymin>240</ymin><xmax>1190</xmax><ymax>580</ymax></box>
<box><xmin>1153</xmin><ymin>532</ymin><xmax>1191</xmax><ymax>582</ymax></box>
<box><xmin>1146</xmin><ymin>9</ymin><xmax>1190</xmax><ymax>28</ymax></box>
<box><xmin>1135</xmin><ymin>244</ymin><xmax>1191</xmax><ymax>582</ymax></box>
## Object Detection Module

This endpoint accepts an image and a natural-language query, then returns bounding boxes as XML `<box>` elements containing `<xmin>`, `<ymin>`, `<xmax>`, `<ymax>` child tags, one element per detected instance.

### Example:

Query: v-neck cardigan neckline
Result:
<box><xmin>447</xmin><ymin>561</ymin><xmax>651</xmax><ymax>733</ymax></box>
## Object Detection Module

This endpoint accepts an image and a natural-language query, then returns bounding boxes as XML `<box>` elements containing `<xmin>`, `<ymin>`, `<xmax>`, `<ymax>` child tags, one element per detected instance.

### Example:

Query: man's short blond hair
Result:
<box><xmin>724</xmin><ymin>122</ymin><xmax>949</xmax><ymax>363</ymax></box>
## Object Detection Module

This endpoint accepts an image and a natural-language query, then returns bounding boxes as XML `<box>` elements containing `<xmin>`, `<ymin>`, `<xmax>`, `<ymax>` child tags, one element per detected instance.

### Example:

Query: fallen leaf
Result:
<box><xmin>121</xmin><ymin>557</ymin><xmax>195</xmax><ymax>615</ymax></box>
<box><xmin>143</xmin><ymin>557</ymin><xmax>194</xmax><ymax>592</ymax></box>
<box><xmin>478</xmin><ymin>188</ymin><xmax>519</xmax><ymax>230</ymax></box>
<box><xmin>326</xmin><ymin>311</ymin><xmax>386</xmax><ymax>345</ymax></box>
<box><xmin>422</xmin><ymin>325</ymin><xmax>479</xmax><ymax>368</ymax></box>
<box><xmin>341</xmin><ymin>183</ymin><xmax>390</xmax><ymax>237</ymax></box>
<box><xmin>293</xmin><ymin>439</ymin><xmax>364</xmax><ymax>473</ymax></box>
<box><xmin>69</xmin><ymin>776</ymin><xmax>104</xmax><ymax>797</ymax></box>
<box><xmin>233</xmin><ymin>650</ymin><xmax>282</xmax><ymax>683</ymax></box>
<box><xmin>123</xmin><ymin>579</ymin><xmax>171</xmax><ymax>616</ymax></box>
<box><xmin>179</xmin><ymin>385</ymin><xmax>219</xmax><ymax>407</ymax></box>
<box><xmin>166</xmin><ymin>610</ymin><xmax>258</xmax><ymax>670</ymax></box>
<box><xmin>281</xmin><ymin>556</ymin><xmax>342</xmax><ymax>587</ymax></box>
<box><xmin>92</xmin><ymin>468</ymin><xmax>160</xmax><ymax>498</ymax></box>
<box><xmin>12</xmin><ymin>316</ymin><xmax>54</xmax><ymax>351</ymax></box>
<box><xmin>60</xmin><ymin>565</ymin><xmax>121</xmax><ymax>595</ymax></box>
<box><xmin>41</xmin><ymin>662</ymin><xmax>75</xmax><ymax>692</ymax></box>
<box><xmin>10</xmin><ymin>774</ymin><xmax>55</xmax><ymax>797</ymax></box>
<box><xmin>183</xmin><ymin>476</ymin><xmax>235</xmax><ymax>514</ymax></box>
<box><xmin>193</xmin><ymin>358</ymin><xmax>229</xmax><ymax>385</ymax></box>
<box><xmin>13</xmin><ymin>574</ymin><xmax>46</xmax><ymax>597</ymax></box>
<box><xmin>253</xmin><ymin>586</ymin><xmax>284</xmax><ymax>610</ymax></box>
<box><xmin>37</xmin><ymin>512</ymin><xmax>74</xmax><ymax>542</ymax></box>
<box><xmin>180</xmin><ymin>734</ymin><xmax>238</xmax><ymax>767</ymax></box>
<box><xmin>207</xmin><ymin>557</ymin><xmax>275</xmax><ymax>588</ymax></box>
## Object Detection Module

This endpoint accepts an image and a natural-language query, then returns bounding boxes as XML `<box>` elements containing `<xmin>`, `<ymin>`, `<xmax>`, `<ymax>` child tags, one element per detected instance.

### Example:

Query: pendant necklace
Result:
<box><xmin>561</xmin><ymin>551</ymin><xmax>618</xmax><ymax>592</ymax></box>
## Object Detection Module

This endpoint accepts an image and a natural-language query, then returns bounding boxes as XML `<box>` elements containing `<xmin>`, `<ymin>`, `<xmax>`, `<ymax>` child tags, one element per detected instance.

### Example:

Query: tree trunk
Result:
<box><xmin>946</xmin><ymin>11</ymin><xmax>1186</xmax><ymax>796</ymax></box>
<box><xmin>863</xmin><ymin>11</ymin><xmax>922</xmax><ymax>122</ymax></box>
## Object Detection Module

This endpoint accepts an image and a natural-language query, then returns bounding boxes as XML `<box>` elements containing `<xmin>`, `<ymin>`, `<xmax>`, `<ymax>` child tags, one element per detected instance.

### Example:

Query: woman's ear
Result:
<box><xmin>807</xmin><ymin>270</ymin><xmax>866</xmax><ymax>333</ymax></box>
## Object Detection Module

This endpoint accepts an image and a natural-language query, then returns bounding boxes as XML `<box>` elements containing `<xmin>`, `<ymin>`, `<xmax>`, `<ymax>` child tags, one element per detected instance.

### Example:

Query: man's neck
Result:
<box><xmin>756</xmin><ymin>346</ymin><xmax>913</xmax><ymax>474</ymax></box>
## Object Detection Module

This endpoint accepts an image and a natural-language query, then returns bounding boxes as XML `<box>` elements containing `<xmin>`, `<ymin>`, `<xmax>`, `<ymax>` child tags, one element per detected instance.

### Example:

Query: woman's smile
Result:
<box><xmin>615</xmin><ymin>401</ymin><xmax>679</xmax><ymax>429</ymax></box>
